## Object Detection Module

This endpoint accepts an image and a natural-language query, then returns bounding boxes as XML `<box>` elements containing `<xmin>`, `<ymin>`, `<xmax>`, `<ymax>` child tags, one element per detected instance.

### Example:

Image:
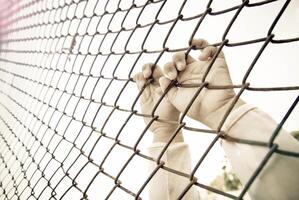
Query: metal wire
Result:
<box><xmin>0</xmin><ymin>0</ymin><xmax>298</xmax><ymax>199</ymax></box>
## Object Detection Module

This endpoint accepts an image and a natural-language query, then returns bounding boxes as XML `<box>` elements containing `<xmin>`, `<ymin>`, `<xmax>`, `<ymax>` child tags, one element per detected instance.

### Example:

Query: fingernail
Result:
<box><xmin>176</xmin><ymin>61</ymin><xmax>185</xmax><ymax>70</ymax></box>
<box><xmin>143</xmin><ymin>70</ymin><xmax>151</xmax><ymax>78</ymax></box>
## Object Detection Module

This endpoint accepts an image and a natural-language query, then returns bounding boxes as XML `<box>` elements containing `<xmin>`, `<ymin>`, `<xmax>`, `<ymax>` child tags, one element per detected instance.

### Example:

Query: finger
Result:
<box><xmin>159</xmin><ymin>77</ymin><xmax>178</xmax><ymax>101</ymax></box>
<box><xmin>192</xmin><ymin>38</ymin><xmax>225</xmax><ymax>60</ymax></box>
<box><xmin>142</xmin><ymin>63</ymin><xmax>163</xmax><ymax>80</ymax></box>
<box><xmin>172</xmin><ymin>52</ymin><xmax>196</xmax><ymax>71</ymax></box>
<box><xmin>198</xmin><ymin>46</ymin><xmax>217</xmax><ymax>61</ymax></box>
<box><xmin>172</xmin><ymin>52</ymin><xmax>186</xmax><ymax>71</ymax></box>
<box><xmin>133</xmin><ymin>72</ymin><xmax>146</xmax><ymax>91</ymax></box>
<box><xmin>153</xmin><ymin>66</ymin><xmax>163</xmax><ymax>80</ymax></box>
<box><xmin>163</xmin><ymin>62</ymin><xmax>178</xmax><ymax>80</ymax></box>
<box><xmin>134</xmin><ymin>72</ymin><xmax>152</xmax><ymax>101</ymax></box>
<box><xmin>191</xmin><ymin>38</ymin><xmax>209</xmax><ymax>49</ymax></box>
<box><xmin>142</xmin><ymin>63</ymin><xmax>152</xmax><ymax>79</ymax></box>
<box><xmin>199</xmin><ymin>46</ymin><xmax>226</xmax><ymax>61</ymax></box>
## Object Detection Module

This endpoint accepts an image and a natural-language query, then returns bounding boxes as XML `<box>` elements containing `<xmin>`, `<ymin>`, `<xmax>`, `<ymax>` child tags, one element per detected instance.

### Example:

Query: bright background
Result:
<box><xmin>0</xmin><ymin>0</ymin><xmax>298</xmax><ymax>199</ymax></box>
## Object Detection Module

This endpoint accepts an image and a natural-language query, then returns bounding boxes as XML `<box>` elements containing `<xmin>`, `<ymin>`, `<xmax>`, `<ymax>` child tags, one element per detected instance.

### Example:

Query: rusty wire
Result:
<box><xmin>0</xmin><ymin>0</ymin><xmax>298</xmax><ymax>199</ymax></box>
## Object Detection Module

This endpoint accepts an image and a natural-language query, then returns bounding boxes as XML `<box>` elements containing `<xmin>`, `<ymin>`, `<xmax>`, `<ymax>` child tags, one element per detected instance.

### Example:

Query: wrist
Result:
<box><xmin>204</xmin><ymin>98</ymin><xmax>246</xmax><ymax>130</ymax></box>
<box><xmin>152</xmin><ymin>129</ymin><xmax>184</xmax><ymax>143</ymax></box>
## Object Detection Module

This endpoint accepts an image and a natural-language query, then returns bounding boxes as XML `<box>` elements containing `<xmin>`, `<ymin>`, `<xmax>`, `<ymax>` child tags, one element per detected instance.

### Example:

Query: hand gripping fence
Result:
<box><xmin>0</xmin><ymin>0</ymin><xmax>298</xmax><ymax>199</ymax></box>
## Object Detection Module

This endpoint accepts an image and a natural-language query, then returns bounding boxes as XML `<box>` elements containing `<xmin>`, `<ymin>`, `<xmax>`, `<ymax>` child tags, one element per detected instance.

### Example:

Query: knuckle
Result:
<box><xmin>142</xmin><ymin>63</ymin><xmax>153</xmax><ymax>71</ymax></box>
<box><xmin>137</xmin><ymin>73</ymin><xmax>144</xmax><ymax>81</ymax></box>
<box><xmin>192</xmin><ymin>38</ymin><xmax>210</xmax><ymax>49</ymax></box>
<box><xmin>142</xmin><ymin>64</ymin><xmax>148</xmax><ymax>71</ymax></box>
<box><xmin>153</xmin><ymin>67</ymin><xmax>162</xmax><ymax>77</ymax></box>
<box><xmin>164</xmin><ymin>62</ymin><xmax>173</xmax><ymax>70</ymax></box>
<box><xmin>173</xmin><ymin>52</ymin><xmax>185</xmax><ymax>61</ymax></box>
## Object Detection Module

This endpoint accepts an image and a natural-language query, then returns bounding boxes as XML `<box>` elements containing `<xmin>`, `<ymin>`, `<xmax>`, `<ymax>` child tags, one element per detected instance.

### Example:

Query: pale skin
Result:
<box><xmin>133</xmin><ymin>63</ymin><xmax>182</xmax><ymax>143</ymax></box>
<box><xmin>133</xmin><ymin>38</ymin><xmax>245</xmax><ymax>142</ymax></box>
<box><xmin>134</xmin><ymin>38</ymin><xmax>299</xmax><ymax>199</ymax></box>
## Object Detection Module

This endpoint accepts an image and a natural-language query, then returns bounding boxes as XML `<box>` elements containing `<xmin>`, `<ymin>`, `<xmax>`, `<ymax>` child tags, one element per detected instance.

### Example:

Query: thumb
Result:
<box><xmin>159</xmin><ymin>77</ymin><xmax>178</xmax><ymax>101</ymax></box>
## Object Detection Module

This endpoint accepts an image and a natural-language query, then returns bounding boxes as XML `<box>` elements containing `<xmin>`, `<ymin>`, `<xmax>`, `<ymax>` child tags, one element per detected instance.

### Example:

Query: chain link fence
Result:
<box><xmin>0</xmin><ymin>0</ymin><xmax>298</xmax><ymax>199</ymax></box>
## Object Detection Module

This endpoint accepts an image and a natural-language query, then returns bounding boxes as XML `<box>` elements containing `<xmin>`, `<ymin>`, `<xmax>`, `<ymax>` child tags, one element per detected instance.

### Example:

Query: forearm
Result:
<box><xmin>204</xmin><ymin>98</ymin><xmax>246</xmax><ymax>130</ymax></box>
<box><xmin>148</xmin><ymin>130</ymin><xmax>199</xmax><ymax>200</ymax></box>
<box><xmin>221</xmin><ymin>103</ymin><xmax>299</xmax><ymax>200</ymax></box>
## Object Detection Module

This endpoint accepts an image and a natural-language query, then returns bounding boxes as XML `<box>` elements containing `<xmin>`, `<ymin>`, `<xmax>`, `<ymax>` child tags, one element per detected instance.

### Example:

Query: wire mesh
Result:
<box><xmin>0</xmin><ymin>0</ymin><xmax>298</xmax><ymax>199</ymax></box>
